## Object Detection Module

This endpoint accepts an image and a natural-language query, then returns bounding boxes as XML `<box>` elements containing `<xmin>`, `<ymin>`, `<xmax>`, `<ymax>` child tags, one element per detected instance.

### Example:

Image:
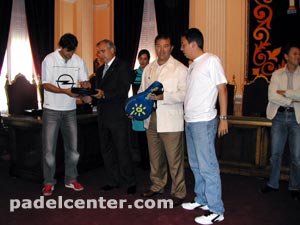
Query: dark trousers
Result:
<box><xmin>98</xmin><ymin>116</ymin><xmax>136</xmax><ymax>187</ymax></box>
<box><xmin>130</xmin><ymin>129</ymin><xmax>149</xmax><ymax>169</ymax></box>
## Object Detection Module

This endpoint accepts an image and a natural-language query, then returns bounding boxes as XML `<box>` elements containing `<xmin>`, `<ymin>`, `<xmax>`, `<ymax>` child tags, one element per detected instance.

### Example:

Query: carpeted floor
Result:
<box><xmin>1</xmin><ymin>158</ymin><xmax>299</xmax><ymax>225</ymax></box>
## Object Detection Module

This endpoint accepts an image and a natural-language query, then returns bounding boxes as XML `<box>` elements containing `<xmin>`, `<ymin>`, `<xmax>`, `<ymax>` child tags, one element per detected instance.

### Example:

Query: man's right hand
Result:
<box><xmin>63</xmin><ymin>88</ymin><xmax>78</xmax><ymax>97</ymax></box>
<box><xmin>93</xmin><ymin>89</ymin><xmax>105</xmax><ymax>99</ymax></box>
<box><xmin>43</xmin><ymin>83</ymin><xmax>78</xmax><ymax>97</ymax></box>
<box><xmin>277</xmin><ymin>90</ymin><xmax>286</xmax><ymax>96</ymax></box>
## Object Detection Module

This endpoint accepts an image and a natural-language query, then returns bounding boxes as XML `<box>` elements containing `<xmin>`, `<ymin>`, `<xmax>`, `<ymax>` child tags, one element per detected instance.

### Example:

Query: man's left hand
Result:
<box><xmin>81</xmin><ymin>81</ymin><xmax>91</xmax><ymax>88</ymax></box>
<box><xmin>81</xmin><ymin>96</ymin><xmax>92</xmax><ymax>103</ymax></box>
<box><xmin>218</xmin><ymin>120</ymin><xmax>228</xmax><ymax>137</ymax></box>
<box><xmin>150</xmin><ymin>93</ymin><xmax>163</xmax><ymax>100</ymax></box>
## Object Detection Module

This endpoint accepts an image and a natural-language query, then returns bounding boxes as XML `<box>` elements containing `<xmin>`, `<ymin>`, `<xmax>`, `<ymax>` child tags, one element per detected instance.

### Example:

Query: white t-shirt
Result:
<box><xmin>42</xmin><ymin>49</ymin><xmax>89</xmax><ymax>111</ymax></box>
<box><xmin>184</xmin><ymin>53</ymin><xmax>227</xmax><ymax>122</ymax></box>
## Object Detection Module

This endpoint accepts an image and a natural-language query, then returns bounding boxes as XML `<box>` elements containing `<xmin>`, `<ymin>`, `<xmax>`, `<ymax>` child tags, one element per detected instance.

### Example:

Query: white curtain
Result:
<box><xmin>7</xmin><ymin>0</ymin><xmax>35</xmax><ymax>81</ymax></box>
<box><xmin>133</xmin><ymin>0</ymin><xmax>158</xmax><ymax>69</ymax></box>
<box><xmin>0</xmin><ymin>0</ymin><xmax>35</xmax><ymax>113</ymax></box>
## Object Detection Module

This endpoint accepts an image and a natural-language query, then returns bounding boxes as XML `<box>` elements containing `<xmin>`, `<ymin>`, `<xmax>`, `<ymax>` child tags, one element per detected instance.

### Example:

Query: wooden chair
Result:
<box><xmin>5</xmin><ymin>73</ymin><xmax>38</xmax><ymax>115</ymax></box>
<box><xmin>216</xmin><ymin>77</ymin><xmax>236</xmax><ymax>115</ymax></box>
<box><xmin>242</xmin><ymin>75</ymin><xmax>270</xmax><ymax>117</ymax></box>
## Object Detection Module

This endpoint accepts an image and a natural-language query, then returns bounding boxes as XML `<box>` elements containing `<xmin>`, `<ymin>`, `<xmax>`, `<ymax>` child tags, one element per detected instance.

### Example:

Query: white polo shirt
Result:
<box><xmin>42</xmin><ymin>49</ymin><xmax>89</xmax><ymax>111</ymax></box>
<box><xmin>184</xmin><ymin>53</ymin><xmax>227</xmax><ymax>122</ymax></box>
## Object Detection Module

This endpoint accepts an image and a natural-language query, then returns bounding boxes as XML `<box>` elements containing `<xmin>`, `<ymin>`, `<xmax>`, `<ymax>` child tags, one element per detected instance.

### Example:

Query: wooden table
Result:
<box><xmin>3</xmin><ymin>112</ymin><xmax>102</xmax><ymax>182</ymax></box>
<box><xmin>216</xmin><ymin>115</ymin><xmax>289</xmax><ymax>180</ymax></box>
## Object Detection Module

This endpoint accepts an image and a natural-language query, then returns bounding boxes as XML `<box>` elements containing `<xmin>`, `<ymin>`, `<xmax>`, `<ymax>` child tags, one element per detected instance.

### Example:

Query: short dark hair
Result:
<box><xmin>182</xmin><ymin>28</ymin><xmax>204</xmax><ymax>50</ymax></box>
<box><xmin>282</xmin><ymin>42</ymin><xmax>299</xmax><ymax>56</ymax></box>
<box><xmin>138</xmin><ymin>49</ymin><xmax>150</xmax><ymax>61</ymax></box>
<box><xmin>155</xmin><ymin>34</ymin><xmax>173</xmax><ymax>46</ymax></box>
<box><xmin>59</xmin><ymin>33</ymin><xmax>78</xmax><ymax>51</ymax></box>
<box><xmin>281</xmin><ymin>42</ymin><xmax>300</xmax><ymax>62</ymax></box>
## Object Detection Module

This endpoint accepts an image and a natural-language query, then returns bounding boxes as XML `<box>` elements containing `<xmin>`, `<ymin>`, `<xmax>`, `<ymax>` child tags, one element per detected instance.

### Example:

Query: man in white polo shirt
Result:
<box><xmin>41</xmin><ymin>33</ymin><xmax>91</xmax><ymax>196</ymax></box>
<box><xmin>180</xmin><ymin>28</ymin><xmax>228</xmax><ymax>225</ymax></box>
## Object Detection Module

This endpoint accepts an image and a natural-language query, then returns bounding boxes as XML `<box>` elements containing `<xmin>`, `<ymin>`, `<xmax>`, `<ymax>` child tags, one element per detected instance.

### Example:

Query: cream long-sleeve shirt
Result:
<box><xmin>266</xmin><ymin>65</ymin><xmax>300</xmax><ymax>123</ymax></box>
<box><xmin>138</xmin><ymin>56</ymin><xmax>187</xmax><ymax>132</ymax></box>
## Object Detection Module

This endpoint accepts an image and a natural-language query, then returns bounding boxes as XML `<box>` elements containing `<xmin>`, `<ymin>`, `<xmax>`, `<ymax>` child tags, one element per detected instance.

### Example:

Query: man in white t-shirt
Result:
<box><xmin>41</xmin><ymin>33</ymin><xmax>91</xmax><ymax>196</ymax></box>
<box><xmin>180</xmin><ymin>28</ymin><xmax>228</xmax><ymax>225</ymax></box>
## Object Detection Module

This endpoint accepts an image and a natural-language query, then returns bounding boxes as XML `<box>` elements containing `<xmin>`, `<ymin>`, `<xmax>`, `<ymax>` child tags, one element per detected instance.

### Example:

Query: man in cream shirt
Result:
<box><xmin>262</xmin><ymin>42</ymin><xmax>300</xmax><ymax>201</ymax></box>
<box><xmin>139</xmin><ymin>34</ymin><xmax>187</xmax><ymax>206</ymax></box>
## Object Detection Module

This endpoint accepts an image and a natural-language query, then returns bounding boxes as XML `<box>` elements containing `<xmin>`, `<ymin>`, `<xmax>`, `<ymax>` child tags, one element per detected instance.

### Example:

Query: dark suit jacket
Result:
<box><xmin>95</xmin><ymin>57</ymin><xmax>131</xmax><ymax>123</ymax></box>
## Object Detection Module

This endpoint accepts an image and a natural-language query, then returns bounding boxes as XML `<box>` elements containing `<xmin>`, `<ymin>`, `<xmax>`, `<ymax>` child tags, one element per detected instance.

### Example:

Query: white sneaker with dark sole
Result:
<box><xmin>195</xmin><ymin>211</ymin><xmax>224</xmax><ymax>224</ymax></box>
<box><xmin>181</xmin><ymin>201</ymin><xmax>209</xmax><ymax>210</ymax></box>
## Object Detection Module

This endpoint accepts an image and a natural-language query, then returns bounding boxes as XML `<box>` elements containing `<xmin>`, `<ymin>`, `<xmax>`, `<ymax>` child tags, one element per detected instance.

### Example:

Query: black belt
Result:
<box><xmin>278</xmin><ymin>106</ymin><xmax>294</xmax><ymax>112</ymax></box>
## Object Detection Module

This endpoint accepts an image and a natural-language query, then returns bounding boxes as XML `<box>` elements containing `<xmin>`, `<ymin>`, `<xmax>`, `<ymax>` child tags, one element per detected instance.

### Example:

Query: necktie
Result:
<box><xmin>102</xmin><ymin>64</ymin><xmax>109</xmax><ymax>78</ymax></box>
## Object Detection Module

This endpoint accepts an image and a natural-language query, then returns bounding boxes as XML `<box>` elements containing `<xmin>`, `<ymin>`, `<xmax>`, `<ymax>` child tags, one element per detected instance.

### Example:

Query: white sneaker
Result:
<box><xmin>181</xmin><ymin>201</ymin><xmax>209</xmax><ymax>210</ymax></box>
<box><xmin>195</xmin><ymin>212</ymin><xmax>224</xmax><ymax>224</ymax></box>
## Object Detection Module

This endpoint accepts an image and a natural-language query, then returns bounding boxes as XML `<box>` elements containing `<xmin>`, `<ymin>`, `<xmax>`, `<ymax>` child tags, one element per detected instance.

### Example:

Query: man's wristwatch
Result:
<box><xmin>219</xmin><ymin>115</ymin><xmax>228</xmax><ymax>120</ymax></box>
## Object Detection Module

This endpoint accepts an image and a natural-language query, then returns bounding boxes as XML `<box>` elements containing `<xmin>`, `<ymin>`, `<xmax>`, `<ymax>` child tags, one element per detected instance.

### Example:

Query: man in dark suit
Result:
<box><xmin>93</xmin><ymin>39</ymin><xmax>136</xmax><ymax>195</ymax></box>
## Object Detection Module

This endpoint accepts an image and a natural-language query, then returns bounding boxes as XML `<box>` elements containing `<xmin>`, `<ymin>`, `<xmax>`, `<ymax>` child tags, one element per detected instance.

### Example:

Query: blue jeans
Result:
<box><xmin>42</xmin><ymin>108</ymin><xmax>79</xmax><ymax>185</ymax></box>
<box><xmin>268</xmin><ymin>111</ymin><xmax>300</xmax><ymax>190</ymax></box>
<box><xmin>185</xmin><ymin>117</ymin><xmax>224</xmax><ymax>214</ymax></box>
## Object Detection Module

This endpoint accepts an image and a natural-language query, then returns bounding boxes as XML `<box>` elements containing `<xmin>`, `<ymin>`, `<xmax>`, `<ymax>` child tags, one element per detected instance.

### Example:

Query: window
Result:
<box><xmin>133</xmin><ymin>0</ymin><xmax>158</xmax><ymax>69</ymax></box>
<box><xmin>0</xmin><ymin>0</ymin><xmax>36</xmax><ymax>114</ymax></box>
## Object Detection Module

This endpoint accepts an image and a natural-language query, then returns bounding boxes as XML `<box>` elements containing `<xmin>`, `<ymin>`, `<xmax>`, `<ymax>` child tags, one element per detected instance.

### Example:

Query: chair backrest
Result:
<box><xmin>5</xmin><ymin>73</ymin><xmax>38</xmax><ymax>115</ymax></box>
<box><xmin>216</xmin><ymin>83</ymin><xmax>236</xmax><ymax>115</ymax></box>
<box><xmin>242</xmin><ymin>75</ymin><xmax>270</xmax><ymax>117</ymax></box>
